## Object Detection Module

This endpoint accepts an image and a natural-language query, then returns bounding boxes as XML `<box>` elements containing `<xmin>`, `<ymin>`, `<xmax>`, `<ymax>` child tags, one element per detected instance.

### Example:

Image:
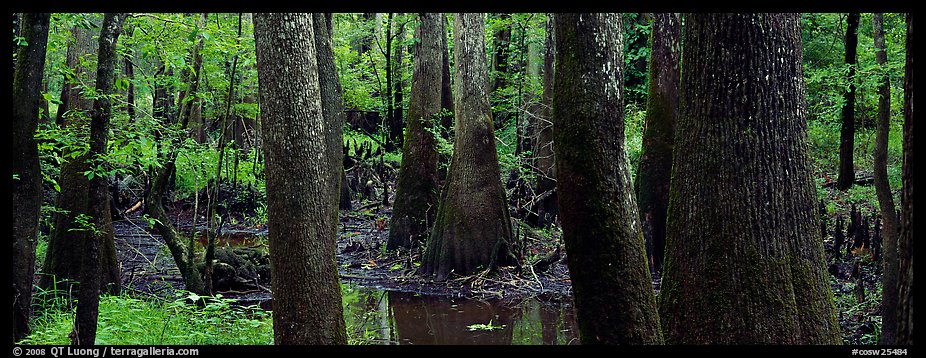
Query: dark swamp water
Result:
<box><xmin>241</xmin><ymin>284</ymin><xmax>579</xmax><ymax>345</ymax></box>
<box><xmin>178</xmin><ymin>226</ymin><xmax>580</xmax><ymax>345</ymax></box>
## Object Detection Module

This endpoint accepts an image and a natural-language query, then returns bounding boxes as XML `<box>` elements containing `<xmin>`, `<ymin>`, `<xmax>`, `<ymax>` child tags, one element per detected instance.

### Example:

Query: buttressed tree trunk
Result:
<box><xmin>837</xmin><ymin>13</ymin><xmax>860</xmax><ymax>190</ymax></box>
<box><xmin>421</xmin><ymin>13</ymin><xmax>516</xmax><ymax>281</ymax></box>
<box><xmin>42</xmin><ymin>16</ymin><xmax>121</xmax><ymax>294</ymax></box>
<box><xmin>658</xmin><ymin>13</ymin><xmax>841</xmax><ymax>344</ymax></box>
<box><xmin>12</xmin><ymin>12</ymin><xmax>50</xmax><ymax>343</ymax></box>
<box><xmin>896</xmin><ymin>12</ymin><xmax>913</xmax><ymax>346</ymax></box>
<box><xmin>872</xmin><ymin>12</ymin><xmax>900</xmax><ymax>345</ymax></box>
<box><xmin>72</xmin><ymin>13</ymin><xmax>126</xmax><ymax>345</ymax></box>
<box><xmin>253</xmin><ymin>13</ymin><xmax>347</xmax><ymax>345</ymax></box>
<box><xmin>389</xmin><ymin>13</ymin><xmax>442</xmax><ymax>250</ymax></box>
<box><xmin>552</xmin><ymin>13</ymin><xmax>663</xmax><ymax>345</ymax></box>
<box><xmin>634</xmin><ymin>13</ymin><xmax>681</xmax><ymax>275</ymax></box>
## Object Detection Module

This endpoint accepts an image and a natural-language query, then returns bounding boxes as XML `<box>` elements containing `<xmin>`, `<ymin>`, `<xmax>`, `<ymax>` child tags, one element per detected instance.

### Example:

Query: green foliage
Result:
<box><xmin>21</xmin><ymin>292</ymin><xmax>273</xmax><ymax>345</ymax></box>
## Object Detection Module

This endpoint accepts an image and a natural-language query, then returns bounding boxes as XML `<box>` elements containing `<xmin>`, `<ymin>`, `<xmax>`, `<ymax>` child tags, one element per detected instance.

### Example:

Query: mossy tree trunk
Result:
<box><xmin>12</xmin><ymin>12</ymin><xmax>50</xmax><ymax>343</ymax></box>
<box><xmin>837</xmin><ymin>13</ymin><xmax>860</xmax><ymax>191</ymax></box>
<box><xmin>872</xmin><ymin>12</ymin><xmax>900</xmax><ymax>345</ymax></box>
<box><xmin>658</xmin><ymin>13</ymin><xmax>841</xmax><ymax>344</ymax></box>
<box><xmin>534</xmin><ymin>15</ymin><xmax>557</xmax><ymax>227</ymax></box>
<box><xmin>254</xmin><ymin>13</ymin><xmax>347</xmax><ymax>345</ymax></box>
<box><xmin>634</xmin><ymin>13</ymin><xmax>681</xmax><ymax>275</ymax></box>
<box><xmin>421</xmin><ymin>13</ymin><xmax>516</xmax><ymax>281</ymax></box>
<box><xmin>42</xmin><ymin>17</ymin><xmax>120</xmax><ymax>295</ymax></box>
<box><xmin>389</xmin><ymin>13</ymin><xmax>443</xmax><ymax>250</ymax></box>
<box><xmin>552</xmin><ymin>13</ymin><xmax>663</xmax><ymax>345</ymax></box>
<box><xmin>896</xmin><ymin>12</ymin><xmax>913</xmax><ymax>346</ymax></box>
<box><xmin>72</xmin><ymin>13</ymin><xmax>125</xmax><ymax>345</ymax></box>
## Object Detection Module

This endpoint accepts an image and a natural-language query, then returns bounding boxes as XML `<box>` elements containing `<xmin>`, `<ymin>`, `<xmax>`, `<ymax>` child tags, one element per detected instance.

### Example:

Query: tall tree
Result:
<box><xmin>42</xmin><ymin>15</ymin><xmax>120</xmax><ymax>294</ymax></box>
<box><xmin>392</xmin><ymin>13</ymin><xmax>407</xmax><ymax>152</ymax></box>
<box><xmin>534</xmin><ymin>15</ymin><xmax>557</xmax><ymax>227</ymax></box>
<box><xmin>633</xmin><ymin>13</ymin><xmax>681</xmax><ymax>275</ymax></box>
<box><xmin>492</xmin><ymin>13</ymin><xmax>512</xmax><ymax>94</ymax></box>
<box><xmin>872</xmin><ymin>12</ymin><xmax>900</xmax><ymax>345</ymax></box>
<box><xmin>837</xmin><ymin>13</ymin><xmax>860</xmax><ymax>190</ymax></box>
<box><xmin>12</xmin><ymin>12</ymin><xmax>50</xmax><ymax>343</ymax></box>
<box><xmin>313</xmin><ymin>12</ymin><xmax>347</xmax><ymax>218</ymax></box>
<box><xmin>552</xmin><ymin>13</ymin><xmax>663</xmax><ymax>345</ymax></box>
<box><xmin>72</xmin><ymin>12</ymin><xmax>126</xmax><ymax>345</ymax></box>
<box><xmin>896</xmin><ymin>12</ymin><xmax>913</xmax><ymax>346</ymax></box>
<box><xmin>421</xmin><ymin>13</ymin><xmax>516</xmax><ymax>280</ymax></box>
<box><xmin>253</xmin><ymin>13</ymin><xmax>347</xmax><ymax>345</ymax></box>
<box><xmin>658</xmin><ymin>13</ymin><xmax>841</xmax><ymax>344</ymax></box>
<box><xmin>388</xmin><ymin>13</ymin><xmax>443</xmax><ymax>250</ymax></box>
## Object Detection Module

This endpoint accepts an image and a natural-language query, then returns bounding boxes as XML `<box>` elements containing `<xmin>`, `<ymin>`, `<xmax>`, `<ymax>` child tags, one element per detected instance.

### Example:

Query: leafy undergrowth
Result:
<box><xmin>21</xmin><ymin>292</ymin><xmax>273</xmax><ymax>345</ymax></box>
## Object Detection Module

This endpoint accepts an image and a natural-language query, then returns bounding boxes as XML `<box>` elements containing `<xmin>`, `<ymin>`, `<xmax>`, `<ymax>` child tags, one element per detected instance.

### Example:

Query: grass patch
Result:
<box><xmin>21</xmin><ymin>292</ymin><xmax>273</xmax><ymax>345</ymax></box>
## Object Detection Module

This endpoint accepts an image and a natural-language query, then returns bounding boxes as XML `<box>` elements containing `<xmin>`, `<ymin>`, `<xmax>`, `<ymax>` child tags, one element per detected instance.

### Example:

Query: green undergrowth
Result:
<box><xmin>21</xmin><ymin>292</ymin><xmax>273</xmax><ymax>345</ymax></box>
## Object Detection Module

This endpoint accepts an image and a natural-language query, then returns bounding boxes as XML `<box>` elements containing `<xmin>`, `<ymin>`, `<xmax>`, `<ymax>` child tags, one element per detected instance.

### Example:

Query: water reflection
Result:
<box><xmin>340</xmin><ymin>284</ymin><xmax>579</xmax><ymax>345</ymax></box>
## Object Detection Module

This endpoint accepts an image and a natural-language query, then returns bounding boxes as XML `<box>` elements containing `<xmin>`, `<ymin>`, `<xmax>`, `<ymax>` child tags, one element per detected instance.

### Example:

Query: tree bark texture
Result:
<box><xmin>658</xmin><ymin>13</ymin><xmax>841</xmax><ymax>344</ymax></box>
<box><xmin>552</xmin><ymin>13</ymin><xmax>663</xmax><ymax>345</ymax></box>
<box><xmin>12</xmin><ymin>12</ymin><xmax>50</xmax><ymax>343</ymax></box>
<box><xmin>837</xmin><ymin>13</ymin><xmax>860</xmax><ymax>190</ymax></box>
<box><xmin>72</xmin><ymin>13</ymin><xmax>126</xmax><ymax>345</ymax></box>
<box><xmin>872</xmin><ymin>12</ymin><xmax>900</xmax><ymax>345</ymax></box>
<box><xmin>421</xmin><ymin>13</ymin><xmax>516</xmax><ymax>281</ymax></box>
<box><xmin>633</xmin><ymin>13</ymin><xmax>681</xmax><ymax>275</ymax></box>
<box><xmin>254</xmin><ymin>13</ymin><xmax>347</xmax><ymax>345</ymax></box>
<box><xmin>389</xmin><ymin>13</ymin><xmax>443</xmax><ymax>250</ymax></box>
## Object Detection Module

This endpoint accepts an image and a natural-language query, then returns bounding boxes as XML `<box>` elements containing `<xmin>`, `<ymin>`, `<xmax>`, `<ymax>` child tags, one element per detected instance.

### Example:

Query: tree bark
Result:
<box><xmin>633</xmin><ymin>13</ymin><xmax>681</xmax><ymax>275</ymax></box>
<box><xmin>872</xmin><ymin>12</ymin><xmax>900</xmax><ymax>345</ymax></box>
<box><xmin>535</xmin><ymin>15</ymin><xmax>557</xmax><ymax>227</ymax></box>
<box><xmin>421</xmin><ymin>13</ymin><xmax>516</xmax><ymax>280</ymax></box>
<box><xmin>42</xmin><ymin>17</ymin><xmax>120</xmax><ymax>295</ymax></box>
<box><xmin>896</xmin><ymin>12</ymin><xmax>913</xmax><ymax>346</ymax></box>
<box><xmin>837</xmin><ymin>13</ymin><xmax>860</xmax><ymax>190</ymax></box>
<box><xmin>72</xmin><ymin>13</ymin><xmax>126</xmax><ymax>345</ymax></box>
<box><xmin>658</xmin><ymin>13</ymin><xmax>841</xmax><ymax>344</ymax></box>
<box><xmin>12</xmin><ymin>12</ymin><xmax>50</xmax><ymax>343</ymax></box>
<box><xmin>313</xmin><ymin>12</ymin><xmax>347</xmax><ymax>217</ymax></box>
<box><xmin>254</xmin><ymin>13</ymin><xmax>347</xmax><ymax>345</ymax></box>
<box><xmin>389</xmin><ymin>13</ymin><xmax>442</xmax><ymax>250</ymax></box>
<box><xmin>552</xmin><ymin>13</ymin><xmax>663</xmax><ymax>345</ymax></box>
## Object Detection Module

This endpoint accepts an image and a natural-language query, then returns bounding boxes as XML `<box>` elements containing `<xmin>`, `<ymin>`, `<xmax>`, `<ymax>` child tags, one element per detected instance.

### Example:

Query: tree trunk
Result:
<box><xmin>421</xmin><ymin>13</ymin><xmax>516</xmax><ymax>281</ymax></box>
<box><xmin>837</xmin><ymin>13</ymin><xmax>860</xmax><ymax>191</ymax></box>
<box><xmin>72</xmin><ymin>13</ymin><xmax>125</xmax><ymax>345</ymax></box>
<box><xmin>12</xmin><ymin>12</ymin><xmax>50</xmax><ymax>343</ymax></box>
<box><xmin>551</xmin><ymin>13</ymin><xmax>662</xmax><ymax>345</ymax></box>
<box><xmin>253</xmin><ymin>13</ymin><xmax>347</xmax><ymax>345</ymax></box>
<box><xmin>42</xmin><ymin>18</ymin><xmax>120</xmax><ymax>295</ymax></box>
<box><xmin>313</xmin><ymin>12</ymin><xmax>348</xmax><ymax>240</ymax></box>
<box><xmin>658</xmin><ymin>13</ymin><xmax>841</xmax><ymax>344</ymax></box>
<box><xmin>872</xmin><ymin>12</ymin><xmax>900</xmax><ymax>345</ymax></box>
<box><xmin>389</xmin><ymin>13</ymin><xmax>442</xmax><ymax>250</ymax></box>
<box><xmin>492</xmin><ymin>13</ymin><xmax>511</xmax><ymax>94</ymax></box>
<box><xmin>896</xmin><ymin>12</ymin><xmax>913</xmax><ymax>346</ymax></box>
<box><xmin>633</xmin><ymin>13</ymin><xmax>681</xmax><ymax>275</ymax></box>
<box><xmin>535</xmin><ymin>15</ymin><xmax>557</xmax><ymax>227</ymax></box>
